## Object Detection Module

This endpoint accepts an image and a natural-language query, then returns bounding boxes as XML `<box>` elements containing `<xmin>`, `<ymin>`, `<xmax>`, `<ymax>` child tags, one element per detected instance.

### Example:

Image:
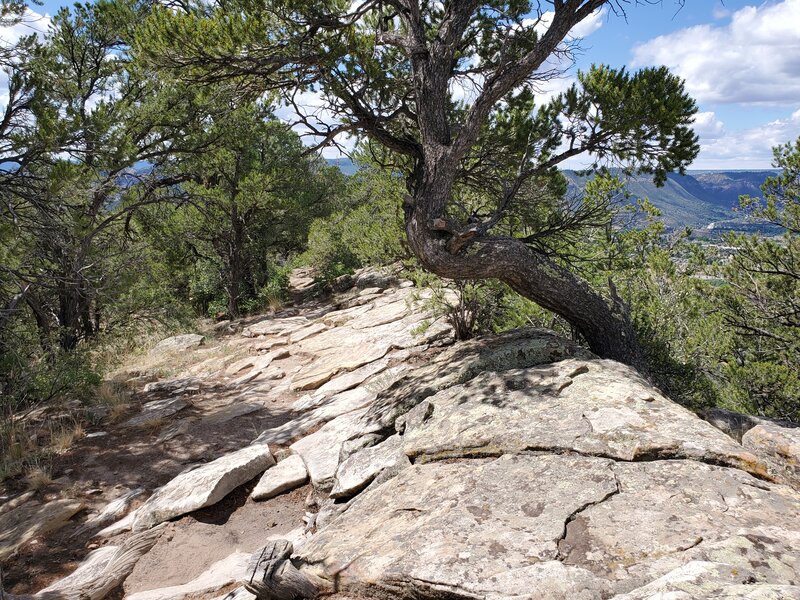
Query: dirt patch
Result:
<box><xmin>124</xmin><ymin>481</ymin><xmax>311</xmax><ymax>594</ymax></box>
<box><xmin>1</xmin><ymin>364</ymin><xmax>303</xmax><ymax>595</ymax></box>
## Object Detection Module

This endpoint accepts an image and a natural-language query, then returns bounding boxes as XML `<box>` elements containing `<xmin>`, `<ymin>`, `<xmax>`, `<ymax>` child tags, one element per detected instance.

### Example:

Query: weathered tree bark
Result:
<box><xmin>243</xmin><ymin>541</ymin><xmax>322</xmax><ymax>600</ymax></box>
<box><xmin>1</xmin><ymin>525</ymin><xmax>164</xmax><ymax>600</ymax></box>
<box><xmin>405</xmin><ymin>153</ymin><xmax>646</xmax><ymax>372</ymax></box>
<box><xmin>395</xmin><ymin>1</ymin><xmax>647</xmax><ymax>372</ymax></box>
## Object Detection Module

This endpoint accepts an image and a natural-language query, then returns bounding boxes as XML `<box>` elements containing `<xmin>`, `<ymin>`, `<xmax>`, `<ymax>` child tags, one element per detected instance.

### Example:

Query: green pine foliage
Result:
<box><xmin>302</xmin><ymin>166</ymin><xmax>407</xmax><ymax>282</ymax></box>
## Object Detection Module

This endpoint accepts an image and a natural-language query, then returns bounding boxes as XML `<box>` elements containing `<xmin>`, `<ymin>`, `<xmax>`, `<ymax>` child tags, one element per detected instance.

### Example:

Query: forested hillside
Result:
<box><xmin>330</xmin><ymin>158</ymin><xmax>776</xmax><ymax>228</ymax></box>
<box><xmin>565</xmin><ymin>170</ymin><xmax>776</xmax><ymax>228</ymax></box>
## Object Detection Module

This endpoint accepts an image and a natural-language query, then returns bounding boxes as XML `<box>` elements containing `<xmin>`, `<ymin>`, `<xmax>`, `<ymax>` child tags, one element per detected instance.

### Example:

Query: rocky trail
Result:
<box><xmin>1</xmin><ymin>266</ymin><xmax>800</xmax><ymax>600</ymax></box>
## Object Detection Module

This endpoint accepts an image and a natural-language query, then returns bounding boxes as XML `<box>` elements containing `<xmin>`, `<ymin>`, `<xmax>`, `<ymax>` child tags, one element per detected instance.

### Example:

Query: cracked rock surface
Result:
<box><xmin>295</xmin><ymin>348</ymin><xmax>800</xmax><ymax>599</ymax></box>
<box><xmin>402</xmin><ymin>358</ymin><xmax>769</xmax><ymax>478</ymax></box>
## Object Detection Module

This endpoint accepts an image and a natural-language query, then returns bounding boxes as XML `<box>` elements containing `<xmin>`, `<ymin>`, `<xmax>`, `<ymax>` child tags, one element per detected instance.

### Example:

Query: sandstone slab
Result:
<box><xmin>150</xmin><ymin>334</ymin><xmax>204</xmax><ymax>355</ymax></box>
<box><xmin>312</xmin><ymin>358</ymin><xmax>391</xmax><ymax>398</ymax></box>
<box><xmin>298</xmin><ymin>454</ymin><xmax>800</xmax><ymax>599</ymax></box>
<box><xmin>611</xmin><ymin>561</ymin><xmax>800</xmax><ymax>600</ymax></box>
<box><xmin>124</xmin><ymin>396</ymin><xmax>189</xmax><ymax>428</ymax></box>
<box><xmin>288</xmin><ymin>322</ymin><xmax>328</xmax><ymax>343</ymax></box>
<box><xmin>257</xmin><ymin>387</ymin><xmax>375</xmax><ymax>446</ymax></box>
<box><xmin>200</xmin><ymin>402</ymin><xmax>263</xmax><ymax>427</ymax></box>
<box><xmin>558</xmin><ymin>459</ymin><xmax>800</xmax><ymax>590</ymax></box>
<box><xmin>0</xmin><ymin>498</ymin><xmax>84</xmax><ymax>560</ymax></box>
<box><xmin>132</xmin><ymin>444</ymin><xmax>274</xmax><ymax>531</ymax></box>
<box><xmin>142</xmin><ymin>377</ymin><xmax>200</xmax><ymax>395</ymax></box>
<box><xmin>155</xmin><ymin>417</ymin><xmax>193</xmax><ymax>443</ymax></box>
<box><xmin>290</xmin><ymin>409</ymin><xmax>369</xmax><ymax>489</ymax></box>
<box><xmin>242</xmin><ymin>316</ymin><xmax>309</xmax><ymax>338</ymax></box>
<box><xmin>402</xmin><ymin>359</ymin><xmax>769</xmax><ymax>479</ymax></box>
<box><xmin>355</xmin><ymin>328</ymin><xmax>592</xmax><ymax>438</ymax></box>
<box><xmin>330</xmin><ymin>434</ymin><xmax>408</xmax><ymax>499</ymax></box>
<box><xmin>126</xmin><ymin>550</ymin><xmax>250</xmax><ymax>600</ymax></box>
<box><xmin>76</xmin><ymin>487</ymin><xmax>144</xmax><ymax>534</ymax></box>
<box><xmin>298</xmin><ymin>454</ymin><xmax>617</xmax><ymax>598</ymax></box>
<box><xmin>94</xmin><ymin>509</ymin><xmax>137</xmax><ymax>538</ymax></box>
<box><xmin>743</xmin><ymin>421</ymin><xmax>800</xmax><ymax>489</ymax></box>
<box><xmin>251</xmin><ymin>454</ymin><xmax>308</xmax><ymax>501</ymax></box>
<box><xmin>291</xmin><ymin>343</ymin><xmax>392</xmax><ymax>391</ymax></box>
<box><xmin>349</xmin><ymin>298</ymin><xmax>410</xmax><ymax>330</ymax></box>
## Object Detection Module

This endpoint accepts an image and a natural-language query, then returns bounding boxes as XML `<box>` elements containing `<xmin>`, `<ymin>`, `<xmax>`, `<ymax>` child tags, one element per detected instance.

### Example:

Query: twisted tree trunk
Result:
<box><xmin>405</xmin><ymin>156</ymin><xmax>646</xmax><ymax>373</ymax></box>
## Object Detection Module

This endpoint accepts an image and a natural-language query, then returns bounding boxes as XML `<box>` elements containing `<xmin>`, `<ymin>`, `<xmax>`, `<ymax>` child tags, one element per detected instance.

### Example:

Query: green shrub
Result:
<box><xmin>303</xmin><ymin>168</ymin><xmax>407</xmax><ymax>281</ymax></box>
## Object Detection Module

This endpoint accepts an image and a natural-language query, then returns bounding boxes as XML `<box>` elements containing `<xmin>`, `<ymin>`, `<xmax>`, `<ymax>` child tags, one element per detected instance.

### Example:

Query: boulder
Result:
<box><xmin>352</xmin><ymin>266</ymin><xmax>399</xmax><ymax>290</ymax></box>
<box><xmin>150</xmin><ymin>334</ymin><xmax>204</xmax><ymax>355</ymax></box>
<box><xmin>251</xmin><ymin>454</ymin><xmax>309</xmax><ymax>501</ymax></box>
<box><xmin>0</xmin><ymin>498</ymin><xmax>84</xmax><ymax>561</ymax></box>
<box><xmin>132</xmin><ymin>444</ymin><xmax>274</xmax><ymax>531</ymax></box>
<box><xmin>704</xmin><ymin>407</ymin><xmax>797</xmax><ymax>443</ymax></box>
<box><xmin>743</xmin><ymin>421</ymin><xmax>800</xmax><ymax>489</ymax></box>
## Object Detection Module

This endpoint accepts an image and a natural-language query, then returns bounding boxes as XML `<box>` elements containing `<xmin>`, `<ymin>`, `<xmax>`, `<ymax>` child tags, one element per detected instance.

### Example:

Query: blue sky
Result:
<box><xmin>4</xmin><ymin>0</ymin><xmax>800</xmax><ymax>170</ymax></box>
<box><xmin>569</xmin><ymin>0</ymin><xmax>800</xmax><ymax>169</ymax></box>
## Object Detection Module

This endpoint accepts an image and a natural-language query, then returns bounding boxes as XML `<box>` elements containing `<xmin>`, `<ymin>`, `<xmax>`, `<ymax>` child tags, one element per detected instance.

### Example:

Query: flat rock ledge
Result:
<box><xmin>298</xmin><ymin>455</ymin><xmax>800</xmax><ymax>600</ymax></box>
<box><xmin>132</xmin><ymin>444</ymin><xmax>275</xmax><ymax>531</ymax></box>
<box><xmin>252</xmin><ymin>454</ymin><xmax>309</xmax><ymax>501</ymax></box>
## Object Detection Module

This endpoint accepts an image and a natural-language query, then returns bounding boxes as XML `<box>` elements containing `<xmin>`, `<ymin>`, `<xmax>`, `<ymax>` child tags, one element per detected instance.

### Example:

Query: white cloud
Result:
<box><xmin>0</xmin><ymin>7</ymin><xmax>50</xmax><ymax>47</ymax></box>
<box><xmin>692</xmin><ymin>111</ymin><xmax>725</xmax><ymax>140</ymax></box>
<box><xmin>693</xmin><ymin>108</ymin><xmax>800</xmax><ymax>169</ymax></box>
<box><xmin>524</xmin><ymin>7</ymin><xmax>606</xmax><ymax>41</ymax></box>
<box><xmin>1</xmin><ymin>9</ymin><xmax>50</xmax><ymax>118</ymax></box>
<box><xmin>712</xmin><ymin>2</ymin><xmax>731</xmax><ymax>20</ymax></box>
<box><xmin>569</xmin><ymin>8</ymin><xmax>606</xmax><ymax>39</ymax></box>
<box><xmin>632</xmin><ymin>0</ymin><xmax>800</xmax><ymax>105</ymax></box>
<box><xmin>274</xmin><ymin>89</ymin><xmax>358</xmax><ymax>159</ymax></box>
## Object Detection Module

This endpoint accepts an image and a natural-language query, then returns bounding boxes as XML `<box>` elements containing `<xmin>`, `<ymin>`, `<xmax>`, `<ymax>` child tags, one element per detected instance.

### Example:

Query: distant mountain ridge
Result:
<box><xmin>325</xmin><ymin>158</ymin><xmax>775</xmax><ymax>230</ymax></box>
<box><xmin>564</xmin><ymin>170</ymin><xmax>776</xmax><ymax>229</ymax></box>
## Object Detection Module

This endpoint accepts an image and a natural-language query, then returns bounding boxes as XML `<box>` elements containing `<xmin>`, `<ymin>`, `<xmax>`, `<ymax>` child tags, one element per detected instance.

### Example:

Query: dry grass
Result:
<box><xmin>138</xmin><ymin>416</ymin><xmax>168</xmax><ymax>436</ymax></box>
<box><xmin>50</xmin><ymin>420</ymin><xmax>85</xmax><ymax>453</ymax></box>
<box><xmin>25</xmin><ymin>462</ymin><xmax>53</xmax><ymax>491</ymax></box>
<box><xmin>95</xmin><ymin>380</ymin><xmax>132</xmax><ymax>423</ymax></box>
<box><xmin>0</xmin><ymin>417</ymin><xmax>38</xmax><ymax>481</ymax></box>
<box><xmin>266</xmin><ymin>295</ymin><xmax>285</xmax><ymax>313</ymax></box>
